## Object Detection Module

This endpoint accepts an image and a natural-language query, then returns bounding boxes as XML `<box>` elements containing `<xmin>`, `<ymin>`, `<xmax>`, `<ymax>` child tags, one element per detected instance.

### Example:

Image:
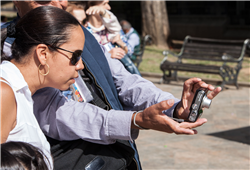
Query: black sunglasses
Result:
<box><xmin>48</xmin><ymin>45</ymin><xmax>82</xmax><ymax>65</ymax></box>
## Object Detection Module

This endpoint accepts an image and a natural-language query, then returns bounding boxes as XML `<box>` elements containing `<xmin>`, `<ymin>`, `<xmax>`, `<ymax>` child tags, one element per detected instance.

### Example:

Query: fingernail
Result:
<box><xmin>167</xmin><ymin>99</ymin><xmax>174</xmax><ymax>105</ymax></box>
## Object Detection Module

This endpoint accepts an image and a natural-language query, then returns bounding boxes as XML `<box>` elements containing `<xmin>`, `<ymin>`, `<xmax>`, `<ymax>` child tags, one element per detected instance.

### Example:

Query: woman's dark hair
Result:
<box><xmin>1</xmin><ymin>6</ymin><xmax>81</xmax><ymax>63</ymax></box>
<box><xmin>1</xmin><ymin>148</ymin><xmax>25</xmax><ymax>170</ymax></box>
<box><xmin>1</xmin><ymin>141</ymin><xmax>50</xmax><ymax>170</ymax></box>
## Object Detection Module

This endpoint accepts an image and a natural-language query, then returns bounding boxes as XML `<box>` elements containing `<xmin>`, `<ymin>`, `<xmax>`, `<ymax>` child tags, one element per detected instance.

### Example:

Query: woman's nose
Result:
<box><xmin>76</xmin><ymin>58</ymin><xmax>84</xmax><ymax>70</ymax></box>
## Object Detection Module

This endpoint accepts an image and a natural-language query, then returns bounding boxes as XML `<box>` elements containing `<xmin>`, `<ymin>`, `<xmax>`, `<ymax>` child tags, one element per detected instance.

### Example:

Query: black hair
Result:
<box><xmin>1</xmin><ymin>148</ymin><xmax>25</xmax><ymax>170</ymax></box>
<box><xmin>1</xmin><ymin>6</ymin><xmax>81</xmax><ymax>63</ymax></box>
<box><xmin>1</xmin><ymin>141</ymin><xmax>50</xmax><ymax>170</ymax></box>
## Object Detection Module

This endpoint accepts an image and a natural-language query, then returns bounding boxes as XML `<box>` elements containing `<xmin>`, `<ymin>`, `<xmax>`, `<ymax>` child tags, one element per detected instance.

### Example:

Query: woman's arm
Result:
<box><xmin>0</xmin><ymin>81</ymin><xmax>17</xmax><ymax>143</ymax></box>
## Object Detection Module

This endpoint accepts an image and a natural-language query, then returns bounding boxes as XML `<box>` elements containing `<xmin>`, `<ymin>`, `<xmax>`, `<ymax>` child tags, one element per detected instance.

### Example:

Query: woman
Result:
<box><xmin>0</xmin><ymin>6</ymin><xmax>85</xmax><ymax>169</ymax></box>
<box><xmin>85</xmin><ymin>0</ymin><xmax>141</xmax><ymax>75</ymax></box>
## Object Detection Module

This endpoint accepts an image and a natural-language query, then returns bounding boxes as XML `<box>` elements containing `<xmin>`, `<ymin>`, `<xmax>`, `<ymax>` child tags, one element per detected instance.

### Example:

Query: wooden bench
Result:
<box><xmin>132</xmin><ymin>35</ymin><xmax>152</xmax><ymax>68</ymax></box>
<box><xmin>160</xmin><ymin>36</ymin><xmax>250</xmax><ymax>89</ymax></box>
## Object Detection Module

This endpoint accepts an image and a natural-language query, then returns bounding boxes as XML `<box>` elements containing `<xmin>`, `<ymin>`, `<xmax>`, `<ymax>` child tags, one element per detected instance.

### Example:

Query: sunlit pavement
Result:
<box><xmin>136</xmin><ymin>76</ymin><xmax>250</xmax><ymax>170</ymax></box>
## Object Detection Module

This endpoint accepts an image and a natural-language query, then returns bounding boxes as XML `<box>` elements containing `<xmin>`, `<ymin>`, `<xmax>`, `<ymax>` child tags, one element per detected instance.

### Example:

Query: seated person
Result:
<box><xmin>1</xmin><ymin>141</ymin><xmax>49</xmax><ymax>170</ymax></box>
<box><xmin>1</xmin><ymin>6</ymin><xmax>85</xmax><ymax>169</ymax></box>
<box><xmin>85</xmin><ymin>0</ymin><xmax>141</xmax><ymax>75</ymax></box>
<box><xmin>120</xmin><ymin>20</ymin><xmax>141</xmax><ymax>61</ymax></box>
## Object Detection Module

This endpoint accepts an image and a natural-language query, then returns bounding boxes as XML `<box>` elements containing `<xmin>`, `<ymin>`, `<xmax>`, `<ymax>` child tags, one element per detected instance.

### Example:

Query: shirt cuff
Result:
<box><xmin>107</xmin><ymin>110</ymin><xmax>136</xmax><ymax>142</ymax></box>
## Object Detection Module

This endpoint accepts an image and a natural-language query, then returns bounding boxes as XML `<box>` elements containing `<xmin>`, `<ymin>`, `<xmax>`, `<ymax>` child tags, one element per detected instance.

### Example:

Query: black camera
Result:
<box><xmin>187</xmin><ymin>88</ymin><xmax>212</xmax><ymax>122</ymax></box>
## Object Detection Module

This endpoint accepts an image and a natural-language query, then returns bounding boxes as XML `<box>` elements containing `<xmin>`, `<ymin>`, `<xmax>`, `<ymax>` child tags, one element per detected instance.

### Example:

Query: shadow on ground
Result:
<box><xmin>207</xmin><ymin>126</ymin><xmax>250</xmax><ymax>145</ymax></box>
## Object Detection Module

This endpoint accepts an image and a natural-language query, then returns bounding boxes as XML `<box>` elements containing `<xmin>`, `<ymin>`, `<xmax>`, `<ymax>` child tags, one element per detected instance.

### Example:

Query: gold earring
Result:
<box><xmin>38</xmin><ymin>63</ymin><xmax>50</xmax><ymax>76</ymax></box>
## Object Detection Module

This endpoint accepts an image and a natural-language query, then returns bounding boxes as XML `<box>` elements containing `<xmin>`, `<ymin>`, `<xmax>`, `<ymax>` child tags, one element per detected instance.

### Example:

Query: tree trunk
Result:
<box><xmin>141</xmin><ymin>1</ymin><xmax>170</xmax><ymax>48</ymax></box>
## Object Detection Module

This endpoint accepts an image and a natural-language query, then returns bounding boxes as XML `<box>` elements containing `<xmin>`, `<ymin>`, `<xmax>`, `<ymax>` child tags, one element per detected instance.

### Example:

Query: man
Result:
<box><xmin>2</xmin><ymin>1</ymin><xmax>221</xmax><ymax>169</ymax></box>
<box><xmin>120</xmin><ymin>20</ymin><xmax>141</xmax><ymax>61</ymax></box>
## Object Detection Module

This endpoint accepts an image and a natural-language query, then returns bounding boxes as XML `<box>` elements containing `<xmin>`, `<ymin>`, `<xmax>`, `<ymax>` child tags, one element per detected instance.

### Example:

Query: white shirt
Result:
<box><xmin>0</xmin><ymin>61</ymin><xmax>53</xmax><ymax>169</ymax></box>
<box><xmin>125</xmin><ymin>27</ymin><xmax>140</xmax><ymax>50</ymax></box>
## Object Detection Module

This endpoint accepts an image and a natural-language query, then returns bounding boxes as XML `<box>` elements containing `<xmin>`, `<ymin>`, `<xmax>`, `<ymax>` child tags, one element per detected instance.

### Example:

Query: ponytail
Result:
<box><xmin>1</xmin><ymin>23</ymin><xmax>17</xmax><ymax>63</ymax></box>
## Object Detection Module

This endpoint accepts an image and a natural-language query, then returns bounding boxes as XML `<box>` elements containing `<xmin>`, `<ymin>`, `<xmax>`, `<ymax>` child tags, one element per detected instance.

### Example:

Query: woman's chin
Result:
<box><xmin>59</xmin><ymin>83</ymin><xmax>74</xmax><ymax>91</ymax></box>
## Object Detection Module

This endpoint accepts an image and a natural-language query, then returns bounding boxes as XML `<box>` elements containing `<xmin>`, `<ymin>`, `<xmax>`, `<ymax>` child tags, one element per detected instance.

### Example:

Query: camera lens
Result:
<box><xmin>201</xmin><ymin>96</ymin><xmax>212</xmax><ymax>109</ymax></box>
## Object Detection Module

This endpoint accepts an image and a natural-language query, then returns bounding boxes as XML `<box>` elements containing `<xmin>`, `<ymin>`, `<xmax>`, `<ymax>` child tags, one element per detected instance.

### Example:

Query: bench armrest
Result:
<box><xmin>221</xmin><ymin>53</ymin><xmax>244</xmax><ymax>63</ymax></box>
<box><xmin>161</xmin><ymin>50</ymin><xmax>179</xmax><ymax>65</ymax></box>
<box><xmin>162</xmin><ymin>50</ymin><xmax>179</xmax><ymax>58</ymax></box>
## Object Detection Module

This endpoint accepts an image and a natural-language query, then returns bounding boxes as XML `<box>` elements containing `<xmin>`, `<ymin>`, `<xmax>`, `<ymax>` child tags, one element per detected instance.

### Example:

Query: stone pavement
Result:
<box><xmin>136</xmin><ymin>76</ymin><xmax>250</xmax><ymax>170</ymax></box>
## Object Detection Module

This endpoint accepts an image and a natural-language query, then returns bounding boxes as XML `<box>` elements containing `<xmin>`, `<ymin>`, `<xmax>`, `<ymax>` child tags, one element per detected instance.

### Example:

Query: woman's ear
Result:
<box><xmin>36</xmin><ymin>44</ymin><xmax>50</xmax><ymax>65</ymax></box>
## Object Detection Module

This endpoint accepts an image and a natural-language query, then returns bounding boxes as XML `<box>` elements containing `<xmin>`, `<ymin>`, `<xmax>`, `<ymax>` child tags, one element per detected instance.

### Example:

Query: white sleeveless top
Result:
<box><xmin>0</xmin><ymin>61</ymin><xmax>53</xmax><ymax>169</ymax></box>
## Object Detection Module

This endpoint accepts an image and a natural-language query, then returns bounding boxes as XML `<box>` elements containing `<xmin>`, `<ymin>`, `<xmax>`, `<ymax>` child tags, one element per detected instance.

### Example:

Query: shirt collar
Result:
<box><xmin>1</xmin><ymin>61</ymin><xmax>28</xmax><ymax>92</ymax></box>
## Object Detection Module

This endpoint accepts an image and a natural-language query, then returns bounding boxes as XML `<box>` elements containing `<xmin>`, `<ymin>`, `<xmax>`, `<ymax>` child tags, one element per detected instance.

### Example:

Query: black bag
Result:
<box><xmin>46</xmin><ymin>136</ymin><xmax>137</xmax><ymax>170</ymax></box>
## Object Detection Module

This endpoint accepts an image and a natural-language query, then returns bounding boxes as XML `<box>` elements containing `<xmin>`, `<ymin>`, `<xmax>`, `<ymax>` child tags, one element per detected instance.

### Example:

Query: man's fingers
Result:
<box><xmin>207</xmin><ymin>86</ymin><xmax>222</xmax><ymax>99</ymax></box>
<box><xmin>183</xmin><ymin>77</ymin><xmax>202</xmax><ymax>90</ymax></box>
<box><xmin>192</xmin><ymin>81</ymin><xmax>215</xmax><ymax>94</ymax></box>
<box><xmin>174</xmin><ymin>118</ymin><xmax>207</xmax><ymax>135</ymax></box>
<box><xmin>117</xmin><ymin>48</ymin><xmax>125</xmax><ymax>53</ymax></box>
<box><xmin>155</xmin><ymin>99</ymin><xmax>175</xmax><ymax>113</ymax></box>
<box><xmin>174</xmin><ymin>127</ymin><xmax>196</xmax><ymax>135</ymax></box>
<box><xmin>182</xmin><ymin>118</ymin><xmax>207</xmax><ymax>129</ymax></box>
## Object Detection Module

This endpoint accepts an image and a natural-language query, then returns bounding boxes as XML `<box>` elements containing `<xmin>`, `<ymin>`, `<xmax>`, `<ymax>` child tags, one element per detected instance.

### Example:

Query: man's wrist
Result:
<box><xmin>132</xmin><ymin>111</ymin><xmax>149</xmax><ymax>130</ymax></box>
<box><xmin>122</xmin><ymin>44</ymin><xmax>127</xmax><ymax>50</ymax></box>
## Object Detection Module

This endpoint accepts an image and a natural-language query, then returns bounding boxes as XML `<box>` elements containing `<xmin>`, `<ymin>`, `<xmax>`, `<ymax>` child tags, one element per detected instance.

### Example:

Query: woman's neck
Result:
<box><xmin>88</xmin><ymin>14</ymin><xmax>104</xmax><ymax>29</ymax></box>
<box><xmin>11</xmin><ymin>60</ymin><xmax>43</xmax><ymax>96</ymax></box>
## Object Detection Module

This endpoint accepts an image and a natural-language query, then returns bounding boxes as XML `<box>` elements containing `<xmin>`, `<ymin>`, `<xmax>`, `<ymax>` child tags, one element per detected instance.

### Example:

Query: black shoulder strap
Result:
<box><xmin>79</xmin><ymin>70</ymin><xmax>109</xmax><ymax>110</ymax></box>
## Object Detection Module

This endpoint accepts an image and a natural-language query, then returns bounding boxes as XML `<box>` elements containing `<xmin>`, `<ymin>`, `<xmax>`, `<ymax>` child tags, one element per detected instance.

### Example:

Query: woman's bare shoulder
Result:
<box><xmin>0</xmin><ymin>79</ymin><xmax>15</xmax><ymax>102</ymax></box>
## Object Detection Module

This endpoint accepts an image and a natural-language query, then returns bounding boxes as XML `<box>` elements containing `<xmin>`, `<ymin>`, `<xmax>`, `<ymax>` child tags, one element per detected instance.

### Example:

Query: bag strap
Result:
<box><xmin>79</xmin><ymin>70</ymin><xmax>109</xmax><ymax>110</ymax></box>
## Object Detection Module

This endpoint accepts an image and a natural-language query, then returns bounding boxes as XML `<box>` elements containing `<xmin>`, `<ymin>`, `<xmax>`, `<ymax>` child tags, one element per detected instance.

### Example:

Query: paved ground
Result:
<box><xmin>136</xmin><ymin>76</ymin><xmax>250</xmax><ymax>170</ymax></box>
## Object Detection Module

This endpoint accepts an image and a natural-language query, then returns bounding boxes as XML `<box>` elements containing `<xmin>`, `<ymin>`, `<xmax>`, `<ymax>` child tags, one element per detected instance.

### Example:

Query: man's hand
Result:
<box><xmin>111</xmin><ymin>34</ymin><xmax>128</xmax><ymax>54</ymax></box>
<box><xmin>132</xmin><ymin>99</ymin><xmax>207</xmax><ymax>135</ymax></box>
<box><xmin>174</xmin><ymin>78</ymin><xmax>222</xmax><ymax>120</ymax></box>
<box><xmin>109</xmin><ymin>48</ymin><xmax>125</xmax><ymax>59</ymax></box>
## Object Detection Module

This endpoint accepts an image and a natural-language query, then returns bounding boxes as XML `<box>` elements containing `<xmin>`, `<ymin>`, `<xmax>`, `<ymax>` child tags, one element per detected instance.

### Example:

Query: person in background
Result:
<box><xmin>1</xmin><ymin>6</ymin><xmax>85</xmax><ymax>169</ymax></box>
<box><xmin>85</xmin><ymin>0</ymin><xmax>141</xmax><ymax>75</ymax></box>
<box><xmin>120</xmin><ymin>20</ymin><xmax>141</xmax><ymax>61</ymax></box>
<box><xmin>66</xmin><ymin>2</ymin><xmax>88</xmax><ymax>27</ymax></box>
<box><xmin>85</xmin><ymin>0</ymin><xmax>125</xmax><ymax>53</ymax></box>
<box><xmin>1</xmin><ymin>141</ymin><xmax>49</xmax><ymax>170</ymax></box>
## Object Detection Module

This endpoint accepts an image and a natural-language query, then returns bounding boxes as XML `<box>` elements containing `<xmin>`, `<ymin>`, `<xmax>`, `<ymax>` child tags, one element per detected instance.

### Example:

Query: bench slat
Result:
<box><xmin>183</xmin><ymin>43</ymin><xmax>242</xmax><ymax>59</ymax></box>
